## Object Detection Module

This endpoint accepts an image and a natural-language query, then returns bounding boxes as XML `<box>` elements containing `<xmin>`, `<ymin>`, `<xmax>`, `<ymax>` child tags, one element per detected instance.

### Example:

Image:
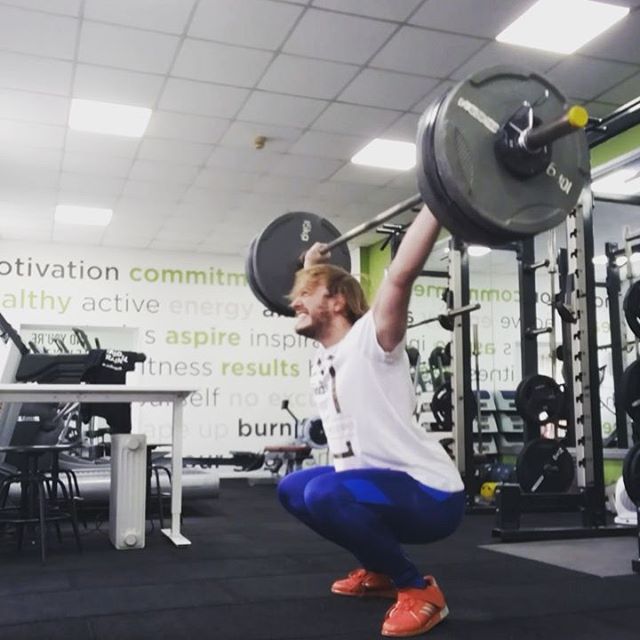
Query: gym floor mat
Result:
<box><xmin>481</xmin><ymin>537</ymin><xmax>638</xmax><ymax>577</ymax></box>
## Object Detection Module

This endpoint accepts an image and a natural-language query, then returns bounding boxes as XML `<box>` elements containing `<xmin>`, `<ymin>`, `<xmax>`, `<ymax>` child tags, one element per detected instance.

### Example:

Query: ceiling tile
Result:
<box><xmin>309</xmin><ymin>181</ymin><xmax>371</xmax><ymax>204</ymax></box>
<box><xmin>283</xmin><ymin>9</ymin><xmax>397</xmax><ymax>64</ymax></box>
<box><xmin>253</xmin><ymin>174</ymin><xmax>317</xmax><ymax>196</ymax></box>
<box><xmin>269</xmin><ymin>154</ymin><xmax>343</xmax><ymax>180</ymax></box>
<box><xmin>137</xmin><ymin>138</ymin><xmax>213</xmax><ymax>165</ymax></box>
<box><xmin>56</xmin><ymin>189</ymin><xmax>118</xmax><ymax>208</ymax></box>
<box><xmin>258</xmin><ymin>54</ymin><xmax>359</xmax><ymax>100</ymax></box>
<box><xmin>159</xmin><ymin>78</ymin><xmax>249</xmax><ymax>119</ymax></box>
<box><xmin>206</xmin><ymin>147</ymin><xmax>284</xmax><ymax>173</ymax></box>
<box><xmin>0</xmin><ymin>51</ymin><xmax>72</xmax><ymax>95</ymax></box>
<box><xmin>0</xmin><ymin>186</ymin><xmax>57</xmax><ymax>209</ymax></box>
<box><xmin>237</xmin><ymin>92</ymin><xmax>328</xmax><ymax>128</ymax></box>
<box><xmin>371</xmin><ymin>26</ymin><xmax>485</xmax><ymax>76</ymax></box>
<box><xmin>0</xmin><ymin>119</ymin><xmax>66</xmax><ymax>149</ymax></box>
<box><xmin>78</xmin><ymin>21</ymin><xmax>180</xmax><ymax>74</ymax></box>
<box><xmin>592</xmin><ymin>71</ymin><xmax>640</xmax><ymax>106</ymax></box>
<box><xmin>189</xmin><ymin>0</ymin><xmax>304</xmax><ymax>49</ymax></box>
<box><xmin>65</xmin><ymin>130</ymin><xmax>141</xmax><ymax>158</ymax></box>
<box><xmin>339</xmin><ymin>68</ymin><xmax>438</xmax><ymax>110</ymax></box>
<box><xmin>547</xmin><ymin>57</ymin><xmax>638</xmax><ymax>101</ymax></box>
<box><xmin>53</xmin><ymin>225</ymin><xmax>106</xmax><ymax>245</ymax></box>
<box><xmin>0</xmin><ymin>147</ymin><xmax>61</xmax><ymax>171</ymax></box>
<box><xmin>115</xmin><ymin>198</ymin><xmax>176</xmax><ymax>218</ymax></box>
<box><xmin>382</xmin><ymin>112</ymin><xmax>420</xmax><ymax>140</ymax></box>
<box><xmin>288</xmin><ymin>130</ymin><xmax>368</xmax><ymax>160</ymax></box>
<box><xmin>311</xmin><ymin>102</ymin><xmax>399</xmax><ymax>136</ymax></box>
<box><xmin>218</xmin><ymin>121</ymin><xmax>302</xmax><ymax>152</ymax></box>
<box><xmin>73</xmin><ymin>64</ymin><xmax>165</xmax><ymax>107</ymax></box>
<box><xmin>181</xmin><ymin>186</ymin><xmax>241</xmax><ymax>208</ymax></box>
<box><xmin>193</xmin><ymin>168</ymin><xmax>258</xmax><ymax>191</ymax></box>
<box><xmin>101</xmin><ymin>233</ymin><xmax>152</xmax><ymax>249</ymax></box>
<box><xmin>583</xmin><ymin>100</ymin><xmax>620</xmax><ymax>119</ymax></box>
<box><xmin>146</xmin><ymin>111</ymin><xmax>229</xmax><ymax>144</ymax></box>
<box><xmin>84</xmin><ymin>0</ymin><xmax>195</xmax><ymax>34</ymax></box>
<box><xmin>450</xmin><ymin>42</ymin><xmax>561</xmax><ymax>81</ymax></box>
<box><xmin>62</xmin><ymin>151</ymin><xmax>133</xmax><ymax>177</ymax></box>
<box><xmin>1</xmin><ymin>1</ymin><xmax>81</xmax><ymax>16</ymax></box>
<box><xmin>409</xmin><ymin>0</ymin><xmax>530</xmax><ymax>38</ymax></box>
<box><xmin>161</xmin><ymin>214</ymin><xmax>221</xmax><ymax>233</ymax></box>
<box><xmin>148</xmin><ymin>238</ymin><xmax>208</xmax><ymax>251</ymax></box>
<box><xmin>0</xmin><ymin>88</ymin><xmax>68</xmax><ymax>125</ymax></box>
<box><xmin>0</xmin><ymin>5</ymin><xmax>77</xmax><ymax>59</ymax></box>
<box><xmin>59</xmin><ymin>172</ymin><xmax>125</xmax><ymax>198</ymax></box>
<box><xmin>579</xmin><ymin>11</ymin><xmax>640</xmax><ymax>64</ymax></box>
<box><xmin>410</xmin><ymin>80</ymin><xmax>456</xmax><ymax>114</ymax></box>
<box><xmin>311</xmin><ymin>0</ymin><xmax>423</xmax><ymax>21</ymax></box>
<box><xmin>172</xmin><ymin>39</ymin><xmax>273</xmax><ymax>87</ymax></box>
<box><xmin>329</xmin><ymin>163</ymin><xmax>399</xmax><ymax>186</ymax></box>
<box><xmin>122</xmin><ymin>179</ymin><xmax>186</xmax><ymax>201</ymax></box>
<box><xmin>128</xmin><ymin>159</ymin><xmax>200</xmax><ymax>184</ymax></box>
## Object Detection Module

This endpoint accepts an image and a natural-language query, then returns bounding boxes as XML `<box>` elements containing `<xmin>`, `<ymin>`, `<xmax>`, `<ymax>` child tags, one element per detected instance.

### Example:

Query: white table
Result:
<box><xmin>0</xmin><ymin>383</ymin><xmax>195</xmax><ymax>546</ymax></box>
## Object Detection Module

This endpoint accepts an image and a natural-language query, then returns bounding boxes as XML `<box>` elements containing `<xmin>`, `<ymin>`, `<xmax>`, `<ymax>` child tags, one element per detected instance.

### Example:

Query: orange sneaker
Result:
<box><xmin>331</xmin><ymin>568</ymin><xmax>397</xmax><ymax>598</ymax></box>
<box><xmin>381</xmin><ymin>576</ymin><xmax>449</xmax><ymax>637</ymax></box>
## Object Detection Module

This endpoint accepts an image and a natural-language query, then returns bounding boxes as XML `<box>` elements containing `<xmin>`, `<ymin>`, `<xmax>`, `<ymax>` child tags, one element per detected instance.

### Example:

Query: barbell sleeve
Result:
<box><xmin>322</xmin><ymin>193</ymin><xmax>423</xmax><ymax>254</ymax></box>
<box><xmin>523</xmin><ymin>105</ymin><xmax>589</xmax><ymax>151</ymax></box>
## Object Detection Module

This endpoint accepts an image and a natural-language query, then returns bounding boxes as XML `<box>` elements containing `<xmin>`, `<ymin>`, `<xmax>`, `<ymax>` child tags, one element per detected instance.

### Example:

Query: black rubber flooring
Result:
<box><xmin>1</xmin><ymin>479</ymin><xmax>639</xmax><ymax>639</ymax></box>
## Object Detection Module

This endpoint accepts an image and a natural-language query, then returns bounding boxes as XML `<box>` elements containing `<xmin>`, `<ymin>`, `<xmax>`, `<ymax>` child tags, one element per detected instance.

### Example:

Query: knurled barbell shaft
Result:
<box><xmin>321</xmin><ymin>193</ymin><xmax>423</xmax><ymax>254</ymax></box>
<box><xmin>523</xmin><ymin>105</ymin><xmax>589</xmax><ymax>150</ymax></box>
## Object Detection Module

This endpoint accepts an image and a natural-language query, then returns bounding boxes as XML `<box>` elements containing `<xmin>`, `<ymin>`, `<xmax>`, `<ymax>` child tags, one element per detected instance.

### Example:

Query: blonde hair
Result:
<box><xmin>289</xmin><ymin>264</ymin><xmax>369</xmax><ymax>324</ymax></box>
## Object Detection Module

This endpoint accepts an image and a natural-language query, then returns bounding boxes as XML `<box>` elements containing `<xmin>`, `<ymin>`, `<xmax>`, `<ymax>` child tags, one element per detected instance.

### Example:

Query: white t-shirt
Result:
<box><xmin>310</xmin><ymin>310</ymin><xmax>464</xmax><ymax>493</ymax></box>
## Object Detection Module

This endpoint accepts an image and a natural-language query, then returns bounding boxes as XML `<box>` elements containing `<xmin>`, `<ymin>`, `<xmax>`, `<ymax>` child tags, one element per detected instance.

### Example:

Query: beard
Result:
<box><xmin>294</xmin><ymin>305</ymin><xmax>332</xmax><ymax>340</ymax></box>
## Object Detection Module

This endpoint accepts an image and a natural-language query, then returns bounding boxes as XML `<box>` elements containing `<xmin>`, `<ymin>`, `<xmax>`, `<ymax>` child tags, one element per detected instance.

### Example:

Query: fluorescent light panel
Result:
<box><xmin>55</xmin><ymin>205</ymin><xmax>112</xmax><ymax>226</ymax></box>
<box><xmin>351</xmin><ymin>139</ymin><xmax>416</xmax><ymax>171</ymax></box>
<box><xmin>69</xmin><ymin>99</ymin><xmax>151</xmax><ymax>137</ymax></box>
<box><xmin>496</xmin><ymin>0</ymin><xmax>629</xmax><ymax>54</ymax></box>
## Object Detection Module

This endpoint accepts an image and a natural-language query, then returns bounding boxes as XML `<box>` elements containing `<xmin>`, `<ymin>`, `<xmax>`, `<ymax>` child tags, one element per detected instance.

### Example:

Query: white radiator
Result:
<box><xmin>109</xmin><ymin>434</ymin><xmax>147</xmax><ymax>550</ymax></box>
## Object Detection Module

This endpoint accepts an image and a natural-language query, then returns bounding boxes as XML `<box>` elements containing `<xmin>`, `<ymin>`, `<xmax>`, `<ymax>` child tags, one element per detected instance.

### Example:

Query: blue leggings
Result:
<box><xmin>277</xmin><ymin>466</ymin><xmax>465</xmax><ymax>588</ymax></box>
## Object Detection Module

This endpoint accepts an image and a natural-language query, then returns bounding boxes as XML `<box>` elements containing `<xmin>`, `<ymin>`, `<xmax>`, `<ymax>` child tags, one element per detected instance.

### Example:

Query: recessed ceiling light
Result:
<box><xmin>351</xmin><ymin>139</ymin><xmax>416</xmax><ymax>171</ymax></box>
<box><xmin>69</xmin><ymin>99</ymin><xmax>151</xmax><ymax>137</ymax></box>
<box><xmin>496</xmin><ymin>0</ymin><xmax>629</xmax><ymax>54</ymax></box>
<box><xmin>468</xmin><ymin>245</ymin><xmax>492</xmax><ymax>257</ymax></box>
<box><xmin>55</xmin><ymin>205</ymin><xmax>112</xmax><ymax>226</ymax></box>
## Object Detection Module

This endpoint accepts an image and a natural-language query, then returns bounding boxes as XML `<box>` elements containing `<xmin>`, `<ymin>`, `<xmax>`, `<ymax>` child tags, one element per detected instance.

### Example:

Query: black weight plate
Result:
<box><xmin>433</xmin><ymin>66</ymin><xmax>590</xmax><ymax>240</ymax></box>
<box><xmin>251</xmin><ymin>212</ymin><xmax>351</xmax><ymax>317</ymax></box>
<box><xmin>417</xmin><ymin>92</ymin><xmax>513</xmax><ymax>248</ymax></box>
<box><xmin>623</xmin><ymin>280</ymin><xmax>640</xmax><ymax>339</ymax></box>
<box><xmin>515</xmin><ymin>373</ymin><xmax>564</xmax><ymax>425</ymax></box>
<box><xmin>430</xmin><ymin>380</ymin><xmax>452</xmax><ymax>431</ymax></box>
<box><xmin>516</xmin><ymin>437</ymin><xmax>574</xmax><ymax>493</ymax></box>
<box><xmin>620</xmin><ymin>360</ymin><xmax>640</xmax><ymax>423</ymax></box>
<box><xmin>425</xmin><ymin>89</ymin><xmax>525</xmax><ymax>247</ymax></box>
<box><xmin>245</xmin><ymin>236</ymin><xmax>274</xmax><ymax>311</ymax></box>
<box><xmin>622</xmin><ymin>441</ymin><xmax>640</xmax><ymax>505</ymax></box>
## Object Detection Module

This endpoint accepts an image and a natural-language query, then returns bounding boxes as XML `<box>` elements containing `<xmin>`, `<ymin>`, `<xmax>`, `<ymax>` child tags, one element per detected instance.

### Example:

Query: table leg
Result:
<box><xmin>161</xmin><ymin>399</ymin><xmax>191</xmax><ymax>546</ymax></box>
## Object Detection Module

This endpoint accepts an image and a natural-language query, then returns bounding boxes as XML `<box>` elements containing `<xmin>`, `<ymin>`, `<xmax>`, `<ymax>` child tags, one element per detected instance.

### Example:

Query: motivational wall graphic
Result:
<box><xmin>0</xmin><ymin>241</ymin><xmax>623</xmax><ymax>476</ymax></box>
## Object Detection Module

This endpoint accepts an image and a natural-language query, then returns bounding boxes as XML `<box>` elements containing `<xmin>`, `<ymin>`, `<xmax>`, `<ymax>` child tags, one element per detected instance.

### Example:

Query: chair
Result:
<box><xmin>0</xmin><ymin>442</ymin><xmax>82</xmax><ymax>562</ymax></box>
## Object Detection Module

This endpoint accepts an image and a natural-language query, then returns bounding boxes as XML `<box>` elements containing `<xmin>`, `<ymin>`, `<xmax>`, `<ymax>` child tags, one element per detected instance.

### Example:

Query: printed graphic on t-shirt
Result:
<box><xmin>325</xmin><ymin>415</ymin><xmax>359</xmax><ymax>471</ymax></box>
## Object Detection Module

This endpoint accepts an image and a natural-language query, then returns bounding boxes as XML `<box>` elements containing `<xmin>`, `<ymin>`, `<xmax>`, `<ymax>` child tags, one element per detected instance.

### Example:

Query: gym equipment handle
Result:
<box><xmin>523</xmin><ymin>105</ymin><xmax>589</xmax><ymax>151</ymax></box>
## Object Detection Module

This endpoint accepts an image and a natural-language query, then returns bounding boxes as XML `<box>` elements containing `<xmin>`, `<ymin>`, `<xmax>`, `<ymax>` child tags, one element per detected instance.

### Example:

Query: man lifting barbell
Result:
<box><xmin>246</xmin><ymin>64</ymin><xmax>592</xmax><ymax>637</ymax></box>
<box><xmin>277</xmin><ymin>206</ymin><xmax>465</xmax><ymax>638</ymax></box>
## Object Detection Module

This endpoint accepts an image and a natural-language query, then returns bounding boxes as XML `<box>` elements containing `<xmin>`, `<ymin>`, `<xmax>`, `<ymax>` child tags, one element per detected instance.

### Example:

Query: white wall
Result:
<box><xmin>0</xmin><ymin>240</ymin><xmax>317</xmax><ymax>475</ymax></box>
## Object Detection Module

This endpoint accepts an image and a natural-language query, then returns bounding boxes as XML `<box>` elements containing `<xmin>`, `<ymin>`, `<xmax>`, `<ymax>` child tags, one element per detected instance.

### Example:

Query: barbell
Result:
<box><xmin>245</xmin><ymin>65</ymin><xmax>591</xmax><ymax>317</ymax></box>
